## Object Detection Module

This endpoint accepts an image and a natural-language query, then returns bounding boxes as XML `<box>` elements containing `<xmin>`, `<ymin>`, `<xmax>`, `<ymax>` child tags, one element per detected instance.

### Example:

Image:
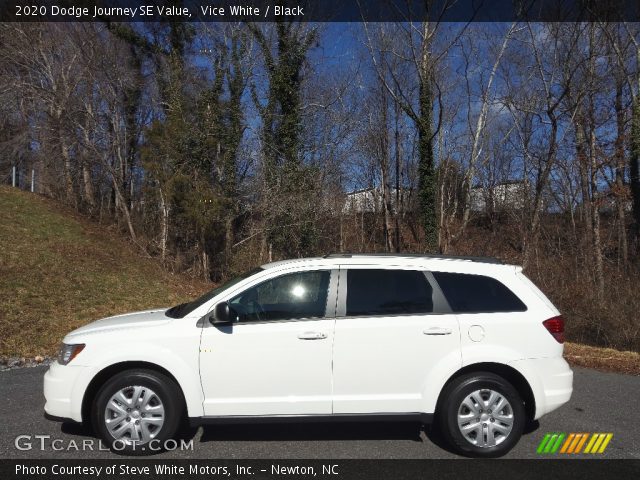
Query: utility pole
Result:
<box><xmin>31</xmin><ymin>169</ymin><xmax>35</xmax><ymax>192</ymax></box>
<box><xmin>12</xmin><ymin>166</ymin><xmax>16</xmax><ymax>187</ymax></box>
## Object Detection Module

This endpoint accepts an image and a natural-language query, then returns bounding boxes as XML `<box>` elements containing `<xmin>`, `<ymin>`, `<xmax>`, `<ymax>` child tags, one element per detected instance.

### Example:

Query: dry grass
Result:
<box><xmin>2</xmin><ymin>188</ymin><xmax>639</xmax><ymax>377</ymax></box>
<box><xmin>0</xmin><ymin>186</ymin><xmax>210</xmax><ymax>357</ymax></box>
<box><xmin>564</xmin><ymin>342</ymin><xmax>640</xmax><ymax>376</ymax></box>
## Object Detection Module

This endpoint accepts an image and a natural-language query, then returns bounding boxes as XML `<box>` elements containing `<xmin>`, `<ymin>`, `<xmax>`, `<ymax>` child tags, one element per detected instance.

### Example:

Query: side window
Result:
<box><xmin>432</xmin><ymin>272</ymin><xmax>527</xmax><ymax>313</ymax></box>
<box><xmin>229</xmin><ymin>270</ymin><xmax>331</xmax><ymax>322</ymax></box>
<box><xmin>346</xmin><ymin>269</ymin><xmax>433</xmax><ymax>316</ymax></box>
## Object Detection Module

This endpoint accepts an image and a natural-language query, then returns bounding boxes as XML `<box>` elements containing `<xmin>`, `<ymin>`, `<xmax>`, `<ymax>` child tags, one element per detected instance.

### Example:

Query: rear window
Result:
<box><xmin>432</xmin><ymin>272</ymin><xmax>527</xmax><ymax>313</ymax></box>
<box><xmin>346</xmin><ymin>269</ymin><xmax>433</xmax><ymax>316</ymax></box>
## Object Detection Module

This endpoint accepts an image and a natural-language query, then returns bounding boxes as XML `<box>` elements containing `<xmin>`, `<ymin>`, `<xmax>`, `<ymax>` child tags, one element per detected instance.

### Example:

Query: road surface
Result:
<box><xmin>0</xmin><ymin>366</ymin><xmax>637</xmax><ymax>459</ymax></box>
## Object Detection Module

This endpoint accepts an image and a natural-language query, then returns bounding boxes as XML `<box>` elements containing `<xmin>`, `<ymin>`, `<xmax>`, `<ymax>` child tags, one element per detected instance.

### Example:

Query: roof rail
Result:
<box><xmin>322</xmin><ymin>252</ymin><xmax>504</xmax><ymax>264</ymax></box>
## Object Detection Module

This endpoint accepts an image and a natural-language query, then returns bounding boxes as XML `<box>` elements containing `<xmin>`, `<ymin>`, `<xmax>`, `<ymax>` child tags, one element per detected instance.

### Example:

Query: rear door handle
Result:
<box><xmin>423</xmin><ymin>327</ymin><xmax>452</xmax><ymax>336</ymax></box>
<box><xmin>297</xmin><ymin>331</ymin><xmax>328</xmax><ymax>340</ymax></box>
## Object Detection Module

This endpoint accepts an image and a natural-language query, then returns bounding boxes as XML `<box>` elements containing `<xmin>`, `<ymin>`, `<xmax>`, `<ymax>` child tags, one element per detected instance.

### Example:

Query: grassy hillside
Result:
<box><xmin>1</xmin><ymin>186</ymin><xmax>638</xmax><ymax>375</ymax></box>
<box><xmin>0</xmin><ymin>186</ymin><xmax>209</xmax><ymax>357</ymax></box>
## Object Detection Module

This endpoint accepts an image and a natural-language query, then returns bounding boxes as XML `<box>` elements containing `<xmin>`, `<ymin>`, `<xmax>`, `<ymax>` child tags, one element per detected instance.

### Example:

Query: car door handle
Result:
<box><xmin>423</xmin><ymin>327</ymin><xmax>452</xmax><ymax>336</ymax></box>
<box><xmin>297</xmin><ymin>331</ymin><xmax>327</xmax><ymax>340</ymax></box>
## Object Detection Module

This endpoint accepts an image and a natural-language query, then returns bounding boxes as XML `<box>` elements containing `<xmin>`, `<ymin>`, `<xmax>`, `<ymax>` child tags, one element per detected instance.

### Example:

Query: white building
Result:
<box><xmin>470</xmin><ymin>180</ymin><xmax>529</xmax><ymax>213</ymax></box>
<box><xmin>343</xmin><ymin>187</ymin><xmax>412</xmax><ymax>214</ymax></box>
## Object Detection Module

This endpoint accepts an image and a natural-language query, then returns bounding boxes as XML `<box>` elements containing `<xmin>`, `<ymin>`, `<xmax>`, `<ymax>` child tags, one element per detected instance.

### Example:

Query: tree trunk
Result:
<box><xmin>58</xmin><ymin>123</ymin><xmax>75</xmax><ymax>205</ymax></box>
<box><xmin>461</xmin><ymin>23</ymin><xmax>514</xmax><ymax>232</ymax></box>
<box><xmin>201</xmin><ymin>233</ymin><xmax>209</xmax><ymax>281</ymax></box>
<box><xmin>381</xmin><ymin>171</ymin><xmax>394</xmax><ymax>252</ymax></box>
<box><xmin>224</xmin><ymin>215</ymin><xmax>235</xmax><ymax>275</ymax></box>
<box><xmin>631</xmin><ymin>98</ymin><xmax>640</xmax><ymax>256</ymax></box>
<box><xmin>81</xmin><ymin>125</ymin><xmax>96</xmax><ymax>209</ymax></box>
<box><xmin>379</xmin><ymin>84</ymin><xmax>394</xmax><ymax>253</ymax></box>
<box><xmin>82</xmin><ymin>163</ymin><xmax>95</xmax><ymax>209</ymax></box>
<box><xmin>522</xmin><ymin>114</ymin><xmax>558</xmax><ymax>268</ymax></box>
<box><xmin>589</xmin><ymin>120</ymin><xmax>604</xmax><ymax>300</ymax></box>
<box><xmin>575</xmin><ymin>115</ymin><xmax>592</xmax><ymax>267</ymax></box>
<box><xmin>159</xmin><ymin>187</ymin><xmax>169</xmax><ymax>261</ymax></box>
<box><xmin>586</xmin><ymin>26</ymin><xmax>603</xmax><ymax>299</ymax></box>
<box><xmin>614</xmin><ymin>77</ymin><xmax>628</xmax><ymax>266</ymax></box>
<box><xmin>417</xmin><ymin>22</ymin><xmax>437</xmax><ymax>251</ymax></box>
<box><xmin>394</xmin><ymin>100</ymin><xmax>402</xmax><ymax>252</ymax></box>
<box><xmin>111</xmin><ymin>175</ymin><xmax>137</xmax><ymax>242</ymax></box>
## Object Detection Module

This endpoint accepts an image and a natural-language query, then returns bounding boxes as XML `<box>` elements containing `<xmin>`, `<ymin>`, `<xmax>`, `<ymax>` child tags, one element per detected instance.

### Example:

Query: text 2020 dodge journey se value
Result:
<box><xmin>44</xmin><ymin>253</ymin><xmax>573</xmax><ymax>457</ymax></box>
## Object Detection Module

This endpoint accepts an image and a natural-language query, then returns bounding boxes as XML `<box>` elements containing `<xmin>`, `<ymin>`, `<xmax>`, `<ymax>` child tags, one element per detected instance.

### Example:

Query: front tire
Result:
<box><xmin>92</xmin><ymin>369</ymin><xmax>183</xmax><ymax>455</ymax></box>
<box><xmin>437</xmin><ymin>372</ymin><xmax>525</xmax><ymax>458</ymax></box>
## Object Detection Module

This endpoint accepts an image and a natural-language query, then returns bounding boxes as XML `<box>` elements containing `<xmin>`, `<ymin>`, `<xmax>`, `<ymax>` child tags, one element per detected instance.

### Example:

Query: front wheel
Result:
<box><xmin>92</xmin><ymin>369</ymin><xmax>183</xmax><ymax>455</ymax></box>
<box><xmin>437</xmin><ymin>372</ymin><xmax>525</xmax><ymax>458</ymax></box>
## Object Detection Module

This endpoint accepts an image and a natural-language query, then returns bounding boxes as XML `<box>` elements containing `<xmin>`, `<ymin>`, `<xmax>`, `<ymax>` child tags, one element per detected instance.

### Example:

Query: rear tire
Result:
<box><xmin>437</xmin><ymin>372</ymin><xmax>525</xmax><ymax>458</ymax></box>
<box><xmin>92</xmin><ymin>369</ymin><xmax>183</xmax><ymax>455</ymax></box>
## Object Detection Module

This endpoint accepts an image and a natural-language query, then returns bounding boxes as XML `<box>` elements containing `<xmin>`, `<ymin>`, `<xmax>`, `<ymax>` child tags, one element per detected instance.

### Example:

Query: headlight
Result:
<box><xmin>57</xmin><ymin>343</ymin><xmax>85</xmax><ymax>365</ymax></box>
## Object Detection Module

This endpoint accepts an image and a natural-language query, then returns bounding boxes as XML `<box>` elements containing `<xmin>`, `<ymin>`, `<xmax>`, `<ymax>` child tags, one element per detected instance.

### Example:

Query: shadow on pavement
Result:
<box><xmin>61</xmin><ymin>421</ymin><xmax>97</xmax><ymax>438</ymax></box>
<box><xmin>199</xmin><ymin>421</ymin><xmax>425</xmax><ymax>443</ymax></box>
<box><xmin>423</xmin><ymin>419</ymin><xmax>541</xmax><ymax>456</ymax></box>
<box><xmin>57</xmin><ymin>418</ymin><xmax>539</xmax><ymax>454</ymax></box>
<box><xmin>524</xmin><ymin>420</ymin><xmax>540</xmax><ymax>435</ymax></box>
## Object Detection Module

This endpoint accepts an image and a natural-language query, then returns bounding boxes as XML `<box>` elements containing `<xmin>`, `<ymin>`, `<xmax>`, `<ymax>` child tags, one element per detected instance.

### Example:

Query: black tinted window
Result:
<box><xmin>346</xmin><ymin>269</ymin><xmax>433</xmax><ymax>316</ymax></box>
<box><xmin>432</xmin><ymin>272</ymin><xmax>526</xmax><ymax>313</ymax></box>
<box><xmin>229</xmin><ymin>270</ymin><xmax>331</xmax><ymax>322</ymax></box>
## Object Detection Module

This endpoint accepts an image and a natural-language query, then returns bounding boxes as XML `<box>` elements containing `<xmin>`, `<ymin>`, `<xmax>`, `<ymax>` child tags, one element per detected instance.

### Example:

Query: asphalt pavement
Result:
<box><xmin>0</xmin><ymin>366</ymin><xmax>638</xmax><ymax>459</ymax></box>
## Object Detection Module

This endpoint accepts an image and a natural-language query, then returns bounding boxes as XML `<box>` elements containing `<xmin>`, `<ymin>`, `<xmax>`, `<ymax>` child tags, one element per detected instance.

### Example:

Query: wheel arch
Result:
<box><xmin>81</xmin><ymin>361</ymin><xmax>188</xmax><ymax>425</ymax></box>
<box><xmin>435</xmin><ymin>362</ymin><xmax>536</xmax><ymax>423</ymax></box>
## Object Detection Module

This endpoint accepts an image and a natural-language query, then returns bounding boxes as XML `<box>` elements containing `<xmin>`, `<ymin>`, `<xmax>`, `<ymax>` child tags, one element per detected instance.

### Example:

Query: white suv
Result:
<box><xmin>44</xmin><ymin>254</ymin><xmax>573</xmax><ymax>457</ymax></box>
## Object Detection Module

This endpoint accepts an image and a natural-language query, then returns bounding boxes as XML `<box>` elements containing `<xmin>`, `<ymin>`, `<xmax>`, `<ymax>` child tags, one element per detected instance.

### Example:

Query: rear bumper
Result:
<box><xmin>509</xmin><ymin>357</ymin><xmax>573</xmax><ymax>420</ymax></box>
<box><xmin>43</xmin><ymin>361</ymin><xmax>86</xmax><ymax>423</ymax></box>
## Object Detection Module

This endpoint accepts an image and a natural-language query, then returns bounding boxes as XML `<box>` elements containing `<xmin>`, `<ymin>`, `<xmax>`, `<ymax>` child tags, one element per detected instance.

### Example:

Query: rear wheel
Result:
<box><xmin>437</xmin><ymin>372</ymin><xmax>525</xmax><ymax>457</ymax></box>
<box><xmin>92</xmin><ymin>369</ymin><xmax>183</xmax><ymax>455</ymax></box>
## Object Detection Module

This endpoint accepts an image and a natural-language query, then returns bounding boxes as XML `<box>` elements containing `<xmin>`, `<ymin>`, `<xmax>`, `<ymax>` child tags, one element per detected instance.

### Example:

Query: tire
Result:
<box><xmin>437</xmin><ymin>372</ymin><xmax>525</xmax><ymax>458</ymax></box>
<box><xmin>92</xmin><ymin>369</ymin><xmax>184</xmax><ymax>455</ymax></box>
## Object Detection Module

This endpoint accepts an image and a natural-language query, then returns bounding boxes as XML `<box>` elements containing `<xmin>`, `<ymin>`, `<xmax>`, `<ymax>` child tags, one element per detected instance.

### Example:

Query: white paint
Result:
<box><xmin>44</xmin><ymin>255</ymin><xmax>573</xmax><ymax>441</ymax></box>
<box><xmin>468</xmin><ymin>324</ymin><xmax>485</xmax><ymax>342</ymax></box>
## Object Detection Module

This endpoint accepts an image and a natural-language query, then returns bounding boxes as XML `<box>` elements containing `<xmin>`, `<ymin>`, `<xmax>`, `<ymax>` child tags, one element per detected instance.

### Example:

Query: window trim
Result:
<box><xmin>221</xmin><ymin>268</ymin><xmax>339</xmax><ymax>325</ymax></box>
<box><xmin>424</xmin><ymin>271</ymin><xmax>453</xmax><ymax>314</ymax></box>
<box><xmin>336</xmin><ymin>266</ymin><xmax>453</xmax><ymax>318</ymax></box>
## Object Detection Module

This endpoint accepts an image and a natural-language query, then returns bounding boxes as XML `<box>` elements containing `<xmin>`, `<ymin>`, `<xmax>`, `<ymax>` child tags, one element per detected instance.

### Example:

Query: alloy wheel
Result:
<box><xmin>104</xmin><ymin>385</ymin><xmax>165</xmax><ymax>444</ymax></box>
<box><xmin>456</xmin><ymin>388</ymin><xmax>514</xmax><ymax>448</ymax></box>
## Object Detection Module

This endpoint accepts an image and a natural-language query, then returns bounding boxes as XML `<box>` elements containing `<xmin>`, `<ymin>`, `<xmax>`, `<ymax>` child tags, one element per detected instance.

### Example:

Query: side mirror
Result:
<box><xmin>210</xmin><ymin>302</ymin><xmax>235</xmax><ymax>326</ymax></box>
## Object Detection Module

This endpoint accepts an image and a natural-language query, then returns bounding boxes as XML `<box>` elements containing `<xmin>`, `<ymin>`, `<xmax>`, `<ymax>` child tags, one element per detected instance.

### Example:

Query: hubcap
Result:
<box><xmin>457</xmin><ymin>388</ymin><xmax>514</xmax><ymax>448</ymax></box>
<box><xmin>104</xmin><ymin>386</ymin><xmax>165</xmax><ymax>445</ymax></box>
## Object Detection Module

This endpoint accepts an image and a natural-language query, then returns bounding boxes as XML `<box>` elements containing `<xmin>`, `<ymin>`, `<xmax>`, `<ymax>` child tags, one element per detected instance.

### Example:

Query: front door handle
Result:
<box><xmin>297</xmin><ymin>331</ymin><xmax>328</xmax><ymax>340</ymax></box>
<box><xmin>423</xmin><ymin>327</ymin><xmax>452</xmax><ymax>336</ymax></box>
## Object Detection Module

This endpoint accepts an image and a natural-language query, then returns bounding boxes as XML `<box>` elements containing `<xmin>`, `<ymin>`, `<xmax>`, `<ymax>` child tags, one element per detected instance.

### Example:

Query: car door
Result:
<box><xmin>199</xmin><ymin>268</ymin><xmax>337</xmax><ymax>416</ymax></box>
<box><xmin>332</xmin><ymin>266</ymin><xmax>462</xmax><ymax>414</ymax></box>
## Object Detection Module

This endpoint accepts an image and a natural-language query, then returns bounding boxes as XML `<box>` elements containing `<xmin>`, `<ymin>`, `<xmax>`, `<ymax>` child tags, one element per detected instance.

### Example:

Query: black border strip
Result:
<box><xmin>3</xmin><ymin>459</ymin><xmax>639</xmax><ymax>480</ymax></box>
<box><xmin>1</xmin><ymin>0</ymin><xmax>640</xmax><ymax>23</ymax></box>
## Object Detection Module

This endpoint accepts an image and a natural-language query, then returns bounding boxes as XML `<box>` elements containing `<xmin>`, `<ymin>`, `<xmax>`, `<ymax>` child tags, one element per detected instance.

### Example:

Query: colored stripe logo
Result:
<box><xmin>537</xmin><ymin>433</ymin><xmax>613</xmax><ymax>454</ymax></box>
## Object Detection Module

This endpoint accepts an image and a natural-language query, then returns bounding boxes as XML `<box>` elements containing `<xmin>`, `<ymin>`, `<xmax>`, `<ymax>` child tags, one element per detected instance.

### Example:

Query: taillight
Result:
<box><xmin>543</xmin><ymin>316</ymin><xmax>565</xmax><ymax>343</ymax></box>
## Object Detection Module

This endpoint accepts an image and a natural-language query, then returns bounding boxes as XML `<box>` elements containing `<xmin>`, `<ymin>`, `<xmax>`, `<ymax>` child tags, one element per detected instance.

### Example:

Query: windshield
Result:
<box><xmin>165</xmin><ymin>267</ymin><xmax>264</xmax><ymax>319</ymax></box>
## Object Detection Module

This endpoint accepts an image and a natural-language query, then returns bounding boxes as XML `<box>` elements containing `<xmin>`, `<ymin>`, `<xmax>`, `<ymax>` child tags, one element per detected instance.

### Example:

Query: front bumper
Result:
<box><xmin>43</xmin><ymin>361</ymin><xmax>87</xmax><ymax>423</ymax></box>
